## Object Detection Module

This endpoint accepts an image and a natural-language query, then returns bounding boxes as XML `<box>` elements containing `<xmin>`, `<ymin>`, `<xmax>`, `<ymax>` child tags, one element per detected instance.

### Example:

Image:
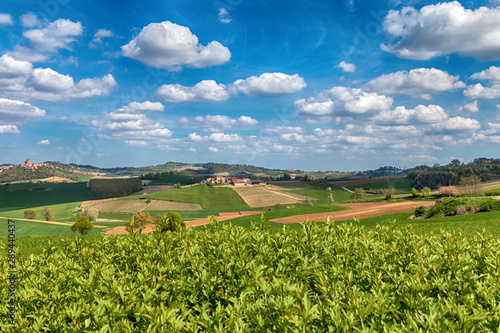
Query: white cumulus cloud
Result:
<box><xmin>20</xmin><ymin>13</ymin><xmax>40</xmax><ymax>28</ymax></box>
<box><xmin>377</xmin><ymin>104</ymin><xmax>449</xmax><ymax>125</ymax></box>
<box><xmin>0</xmin><ymin>13</ymin><xmax>14</xmax><ymax>25</ymax></box>
<box><xmin>382</xmin><ymin>2</ymin><xmax>500</xmax><ymax>60</ymax></box>
<box><xmin>208</xmin><ymin>147</ymin><xmax>219</xmax><ymax>152</ymax></box>
<box><xmin>459</xmin><ymin>100</ymin><xmax>479</xmax><ymax>113</ymax></box>
<box><xmin>364</xmin><ymin>68</ymin><xmax>465</xmax><ymax>99</ymax></box>
<box><xmin>0</xmin><ymin>125</ymin><xmax>20</xmax><ymax>134</ymax></box>
<box><xmin>23</xmin><ymin>19</ymin><xmax>83</xmax><ymax>53</ymax></box>
<box><xmin>36</xmin><ymin>139</ymin><xmax>50</xmax><ymax>145</ymax></box>
<box><xmin>336</xmin><ymin>61</ymin><xmax>356</xmax><ymax>73</ymax></box>
<box><xmin>231</xmin><ymin>72</ymin><xmax>307</xmax><ymax>97</ymax></box>
<box><xmin>122</xmin><ymin>101</ymin><xmax>164</xmax><ymax>112</ymax></box>
<box><xmin>428</xmin><ymin>116</ymin><xmax>480</xmax><ymax>134</ymax></box>
<box><xmin>0</xmin><ymin>54</ymin><xmax>33</xmax><ymax>91</ymax></box>
<box><xmin>122</xmin><ymin>21</ymin><xmax>231</xmax><ymax>71</ymax></box>
<box><xmin>218</xmin><ymin>8</ymin><xmax>232</xmax><ymax>23</ymax></box>
<box><xmin>181</xmin><ymin>114</ymin><xmax>258</xmax><ymax>131</ymax></box>
<box><xmin>156</xmin><ymin>80</ymin><xmax>229</xmax><ymax>102</ymax></box>
<box><xmin>464</xmin><ymin>66</ymin><xmax>500</xmax><ymax>99</ymax></box>
<box><xmin>0</xmin><ymin>98</ymin><xmax>46</xmax><ymax>123</ymax></box>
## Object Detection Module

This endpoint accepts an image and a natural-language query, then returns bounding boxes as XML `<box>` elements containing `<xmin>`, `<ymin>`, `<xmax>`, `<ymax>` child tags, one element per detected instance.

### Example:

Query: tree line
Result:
<box><xmin>88</xmin><ymin>178</ymin><xmax>142</xmax><ymax>199</ymax></box>
<box><xmin>408</xmin><ymin>159</ymin><xmax>500</xmax><ymax>189</ymax></box>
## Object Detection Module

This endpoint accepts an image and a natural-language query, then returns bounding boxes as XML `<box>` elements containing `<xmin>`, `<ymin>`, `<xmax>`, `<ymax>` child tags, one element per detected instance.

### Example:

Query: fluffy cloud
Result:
<box><xmin>208</xmin><ymin>147</ymin><xmax>219</xmax><ymax>152</ymax></box>
<box><xmin>336</xmin><ymin>61</ymin><xmax>356</xmax><ymax>73</ymax></box>
<box><xmin>122</xmin><ymin>21</ymin><xmax>231</xmax><ymax>70</ymax></box>
<box><xmin>218</xmin><ymin>8</ymin><xmax>232</xmax><ymax>23</ymax></box>
<box><xmin>30</xmin><ymin>68</ymin><xmax>74</xmax><ymax>92</ymax></box>
<box><xmin>364</xmin><ymin>68</ymin><xmax>465</xmax><ymax>99</ymax></box>
<box><xmin>231</xmin><ymin>73</ymin><xmax>306</xmax><ymax>97</ymax></box>
<box><xmin>124</xmin><ymin>140</ymin><xmax>148</xmax><ymax>147</ymax></box>
<box><xmin>294</xmin><ymin>86</ymin><xmax>393</xmax><ymax>120</ymax></box>
<box><xmin>36</xmin><ymin>139</ymin><xmax>50</xmax><ymax>145</ymax></box>
<box><xmin>92</xmin><ymin>29</ymin><xmax>113</xmax><ymax>44</ymax></box>
<box><xmin>428</xmin><ymin>116</ymin><xmax>480</xmax><ymax>134</ymax></box>
<box><xmin>23</xmin><ymin>19</ymin><xmax>83</xmax><ymax>53</ymax></box>
<box><xmin>264</xmin><ymin>126</ymin><xmax>304</xmax><ymax>134</ymax></box>
<box><xmin>180</xmin><ymin>114</ymin><xmax>258</xmax><ymax>131</ymax></box>
<box><xmin>377</xmin><ymin>104</ymin><xmax>448</xmax><ymax>125</ymax></box>
<box><xmin>464</xmin><ymin>66</ymin><xmax>500</xmax><ymax>99</ymax></box>
<box><xmin>20</xmin><ymin>13</ymin><xmax>41</xmax><ymax>28</ymax></box>
<box><xmin>91</xmin><ymin>111</ymin><xmax>172</xmax><ymax>140</ymax></box>
<box><xmin>0</xmin><ymin>125</ymin><xmax>20</xmax><ymax>134</ymax></box>
<box><xmin>0</xmin><ymin>54</ymin><xmax>33</xmax><ymax>91</ymax></box>
<box><xmin>0</xmin><ymin>98</ymin><xmax>46</xmax><ymax>123</ymax></box>
<box><xmin>187</xmin><ymin>132</ymin><xmax>242</xmax><ymax>143</ymax></box>
<box><xmin>156</xmin><ymin>80</ymin><xmax>229</xmax><ymax>102</ymax></box>
<box><xmin>0</xmin><ymin>13</ymin><xmax>14</xmax><ymax>25</ymax></box>
<box><xmin>122</xmin><ymin>101</ymin><xmax>164</xmax><ymax>112</ymax></box>
<box><xmin>459</xmin><ymin>100</ymin><xmax>479</xmax><ymax>113</ymax></box>
<box><xmin>382</xmin><ymin>2</ymin><xmax>500</xmax><ymax>60</ymax></box>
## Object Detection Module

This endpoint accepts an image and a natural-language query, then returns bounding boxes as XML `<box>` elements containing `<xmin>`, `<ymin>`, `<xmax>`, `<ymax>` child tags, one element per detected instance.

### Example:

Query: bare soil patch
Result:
<box><xmin>146</xmin><ymin>200</ymin><xmax>201</xmax><ymax>210</ymax></box>
<box><xmin>232</xmin><ymin>186</ymin><xmax>301</xmax><ymax>207</ymax></box>
<box><xmin>330</xmin><ymin>176</ymin><xmax>405</xmax><ymax>187</ymax></box>
<box><xmin>270</xmin><ymin>201</ymin><xmax>435</xmax><ymax>224</ymax></box>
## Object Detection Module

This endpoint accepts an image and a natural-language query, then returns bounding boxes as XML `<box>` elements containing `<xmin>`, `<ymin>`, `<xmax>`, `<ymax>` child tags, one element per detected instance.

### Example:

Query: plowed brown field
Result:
<box><xmin>270</xmin><ymin>201</ymin><xmax>435</xmax><ymax>224</ymax></box>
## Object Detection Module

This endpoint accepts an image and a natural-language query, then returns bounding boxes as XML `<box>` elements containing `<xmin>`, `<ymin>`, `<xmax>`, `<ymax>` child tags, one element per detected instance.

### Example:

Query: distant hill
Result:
<box><xmin>0</xmin><ymin>161</ymin><xmax>102</xmax><ymax>183</ymax></box>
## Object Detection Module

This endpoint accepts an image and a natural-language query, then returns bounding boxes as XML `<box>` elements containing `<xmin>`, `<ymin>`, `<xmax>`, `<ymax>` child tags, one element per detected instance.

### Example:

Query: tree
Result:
<box><xmin>71</xmin><ymin>215</ymin><xmax>94</xmax><ymax>235</ymax></box>
<box><xmin>82</xmin><ymin>207</ymin><xmax>99</xmax><ymax>222</ymax></box>
<box><xmin>24</xmin><ymin>210</ymin><xmax>36</xmax><ymax>219</ymax></box>
<box><xmin>351</xmin><ymin>188</ymin><xmax>366</xmax><ymax>201</ymax></box>
<box><xmin>157</xmin><ymin>212</ymin><xmax>185</xmax><ymax>233</ymax></box>
<box><xmin>411</xmin><ymin>188</ymin><xmax>420</xmax><ymax>197</ymax></box>
<box><xmin>421</xmin><ymin>187</ymin><xmax>431</xmax><ymax>198</ymax></box>
<box><xmin>382</xmin><ymin>187</ymin><xmax>395</xmax><ymax>200</ymax></box>
<box><xmin>126</xmin><ymin>212</ymin><xmax>153</xmax><ymax>234</ymax></box>
<box><xmin>459</xmin><ymin>175</ymin><xmax>483</xmax><ymax>196</ymax></box>
<box><xmin>40</xmin><ymin>206</ymin><xmax>53</xmax><ymax>221</ymax></box>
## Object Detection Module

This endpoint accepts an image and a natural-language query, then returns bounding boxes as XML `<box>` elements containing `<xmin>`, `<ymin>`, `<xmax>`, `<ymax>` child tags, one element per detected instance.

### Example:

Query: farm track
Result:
<box><xmin>0</xmin><ymin>216</ymin><xmax>108</xmax><ymax>228</ymax></box>
<box><xmin>270</xmin><ymin>201</ymin><xmax>435</xmax><ymax>224</ymax></box>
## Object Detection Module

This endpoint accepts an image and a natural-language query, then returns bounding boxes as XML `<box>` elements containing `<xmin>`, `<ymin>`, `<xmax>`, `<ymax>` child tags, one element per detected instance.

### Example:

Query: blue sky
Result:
<box><xmin>1</xmin><ymin>0</ymin><xmax>500</xmax><ymax>171</ymax></box>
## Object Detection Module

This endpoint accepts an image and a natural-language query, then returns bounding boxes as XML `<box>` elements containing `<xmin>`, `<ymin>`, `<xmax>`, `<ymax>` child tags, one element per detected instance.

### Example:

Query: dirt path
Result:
<box><xmin>0</xmin><ymin>216</ymin><xmax>108</xmax><ymax>228</ymax></box>
<box><xmin>270</xmin><ymin>201</ymin><xmax>435</xmax><ymax>224</ymax></box>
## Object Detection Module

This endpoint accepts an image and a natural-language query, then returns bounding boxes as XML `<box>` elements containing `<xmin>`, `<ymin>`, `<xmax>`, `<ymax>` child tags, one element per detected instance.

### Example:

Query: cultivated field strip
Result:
<box><xmin>86</xmin><ymin>199</ymin><xmax>201</xmax><ymax>213</ymax></box>
<box><xmin>232</xmin><ymin>186</ymin><xmax>301</xmax><ymax>207</ymax></box>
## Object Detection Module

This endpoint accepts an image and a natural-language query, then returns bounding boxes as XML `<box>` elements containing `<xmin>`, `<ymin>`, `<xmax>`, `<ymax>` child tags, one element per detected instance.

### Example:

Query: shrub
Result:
<box><xmin>421</xmin><ymin>187</ymin><xmax>431</xmax><ymax>198</ymax></box>
<box><xmin>351</xmin><ymin>188</ymin><xmax>366</xmax><ymax>201</ymax></box>
<box><xmin>382</xmin><ymin>187</ymin><xmax>395</xmax><ymax>200</ymax></box>
<box><xmin>411</xmin><ymin>188</ymin><xmax>420</xmax><ymax>197</ymax></box>
<box><xmin>23</xmin><ymin>210</ymin><xmax>36</xmax><ymax>219</ymax></box>
<box><xmin>425</xmin><ymin>202</ymin><xmax>445</xmax><ymax>218</ymax></box>
<box><xmin>274</xmin><ymin>203</ymin><xmax>283</xmax><ymax>210</ymax></box>
<box><xmin>439</xmin><ymin>186</ymin><xmax>458</xmax><ymax>197</ymax></box>
<box><xmin>414</xmin><ymin>206</ymin><xmax>427</xmax><ymax>217</ymax></box>
<box><xmin>157</xmin><ymin>212</ymin><xmax>185</xmax><ymax>233</ymax></box>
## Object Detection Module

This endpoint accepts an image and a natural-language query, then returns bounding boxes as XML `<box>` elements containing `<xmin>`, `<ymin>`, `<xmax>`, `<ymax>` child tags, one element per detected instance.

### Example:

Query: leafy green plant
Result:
<box><xmin>157</xmin><ymin>211</ymin><xmax>184</xmax><ymax>233</ymax></box>
<box><xmin>414</xmin><ymin>205</ymin><xmax>426</xmax><ymax>217</ymax></box>
<box><xmin>3</xmin><ymin>220</ymin><xmax>500</xmax><ymax>331</ymax></box>
<box><xmin>70</xmin><ymin>214</ymin><xmax>94</xmax><ymax>235</ymax></box>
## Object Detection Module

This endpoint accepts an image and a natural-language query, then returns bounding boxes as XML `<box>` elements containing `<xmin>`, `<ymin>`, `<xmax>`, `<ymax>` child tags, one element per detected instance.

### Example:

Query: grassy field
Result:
<box><xmin>0</xmin><ymin>202</ymin><xmax>84</xmax><ymax>222</ymax></box>
<box><xmin>126</xmin><ymin>184</ymin><xmax>250</xmax><ymax>210</ymax></box>
<box><xmin>284</xmin><ymin>181</ymin><xmax>378</xmax><ymax>203</ymax></box>
<box><xmin>0</xmin><ymin>218</ymin><xmax>106</xmax><ymax>238</ymax></box>
<box><xmin>0</xmin><ymin>182</ymin><xmax>89</xmax><ymax>213</ymax></box>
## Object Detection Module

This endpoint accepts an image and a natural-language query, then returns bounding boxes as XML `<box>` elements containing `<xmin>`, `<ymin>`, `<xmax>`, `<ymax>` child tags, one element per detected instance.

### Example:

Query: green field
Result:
<box><xmin>0</xmin><ymin>218</ymin><xmax>106</xmax><ymax>238</ymax></box>
<box><xmin>283</xmin><ymin>181</ymin><xmax>377</xmax><ymax>203</ymax></box>
<box><xmin>0</xmin><ymin>182</ymin><xmax>89</xmax><ymax>212</ymax></box>
<box><xmin>0</xmin><ymin>201</ymin><xmax>84</xmax><ymax>222</ymax></box>
<box><xmin>126</xmin><ymin>184</ymin><xmax>250</xmax><ymax>210</ymax></box>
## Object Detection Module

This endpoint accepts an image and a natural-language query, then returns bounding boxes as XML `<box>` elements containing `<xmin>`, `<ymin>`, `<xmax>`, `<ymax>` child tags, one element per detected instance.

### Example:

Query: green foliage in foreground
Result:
<box><xmin>2</xmin><ymin>221</ymin><xmax>500</xmax><ymax>331</ymax></box>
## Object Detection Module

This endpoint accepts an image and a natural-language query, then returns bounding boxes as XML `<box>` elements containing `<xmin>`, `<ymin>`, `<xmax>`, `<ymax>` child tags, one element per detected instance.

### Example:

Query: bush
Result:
<box><xmin>351</xmin><ymin>188</ymin><xmax>366</xmax><ymax>201</ymax></box>
<box><xmin>421</xmin><ymin>187</ymin><xmax>431</xmax><ymax>198</ymax></box>
<box><xmin>411</xmin><ymin>188</ymin><xmax>420</xmax><ymax>197</ymax></box>
<box><xmin>274</xmin><ymin>203</ymin><xmax>283</xmax><ymax>210</ymax></box>
<box><xmin>414</xmin><ymin>206</ymin><xmax>427</xmax><ymax>217</ymax></box>
<box><xmin>23</xmin><ymin>210</ymin><xmax>37</xmax><ymax>219</ymax></box>
<box><xmin>158</xmin><ymin>212</ymin><xmax>185</xmax><ymax>232</ymax></box>
<box><xmin>439</xmin><ymin>186</ymin><xmax>458</xmax><ymax>197</ymax></box>
<box><xmin>425</xmin><ymin>202</ymin><xmax>445</xmax><ymax>218</ymax></box>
